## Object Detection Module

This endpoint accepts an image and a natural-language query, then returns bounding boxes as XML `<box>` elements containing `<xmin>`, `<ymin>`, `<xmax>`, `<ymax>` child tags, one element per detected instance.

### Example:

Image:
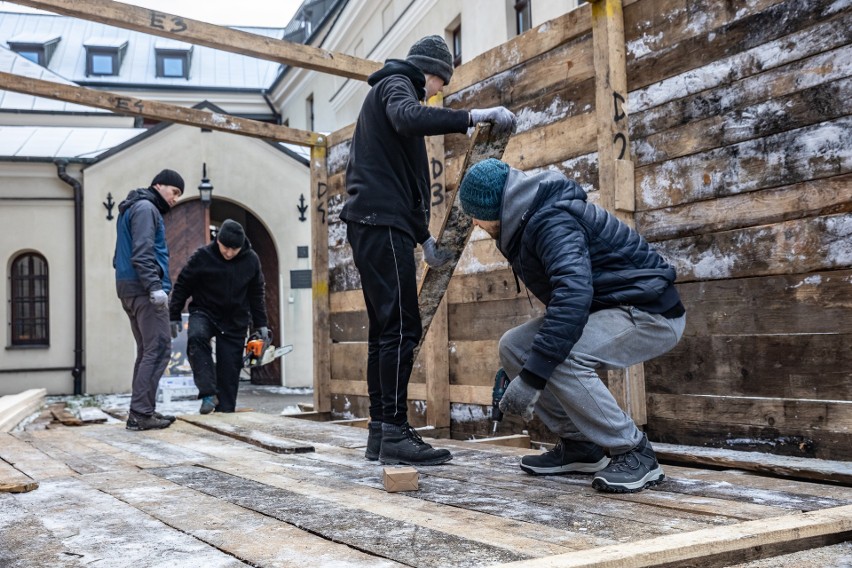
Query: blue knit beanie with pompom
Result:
<box><xmin>458</xmin><ymin>158</ymin><xmax>510</xmax><ymax>221</ymax></box>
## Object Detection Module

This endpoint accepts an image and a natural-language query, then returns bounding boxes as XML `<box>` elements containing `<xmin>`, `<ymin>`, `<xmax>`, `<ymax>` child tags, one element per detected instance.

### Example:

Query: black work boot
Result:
<box><xmin>126</xmin><ymin>410</ymin><xmax>172</xmax><ymax>431</ymax></box>
<box><xmin>365</xmin><ymin>421</ymin><xmax>382</xmax><ymax>461</ymax></box>
<box><xmin>520</xmin><ymin>439</ymin><xmax>609</xmax><ymax>475</ymax></box>
<box><xmin>592</xmin><ymin>433</ymin><xmax>664</xmax><ymax>493</ymax></box>
<box><xmin>153</xmin><ymin>411</ymin><xmax>176</xmax><ymax>423</ymax></box>
<box><xmin>379</xmin><ymin>422</ymin><xmax>452</xmax><ymax>466</ymax></box>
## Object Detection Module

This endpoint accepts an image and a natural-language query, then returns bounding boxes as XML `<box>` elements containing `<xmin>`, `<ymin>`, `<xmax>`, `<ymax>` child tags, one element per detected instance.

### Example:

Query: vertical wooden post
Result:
<box><xmin>422</xmin><ymin>94</ymin><xmax>450</xmax><ymax>434</ymax></box>
<box><xmin>310</xmin><ymin>140</ymin><xmax>331</xmax><ymax>413</ymax></box>
<box><xmin>591</xmin><ymin>0</ymin><xmax>646</xmax><ymax>425</ymax></box>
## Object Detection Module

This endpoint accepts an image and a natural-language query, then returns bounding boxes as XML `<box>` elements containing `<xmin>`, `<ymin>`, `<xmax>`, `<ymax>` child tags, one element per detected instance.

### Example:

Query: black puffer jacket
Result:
<box><xmin>496</xmin><ymin>168</ymin><xmax>681</xmax><ymax>382</ymax></box>
<box><xmin>169</xmin><ymin>239</ymin><xmax>267</xmax><ymax>333</ymax></box>
<box><xmin>341</xmin><ymin>59</ymin><xmax>470</xmax><ymax>244</ymax></box>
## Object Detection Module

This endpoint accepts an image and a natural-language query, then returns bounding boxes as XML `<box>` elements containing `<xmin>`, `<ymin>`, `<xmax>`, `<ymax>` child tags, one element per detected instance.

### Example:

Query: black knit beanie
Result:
<box><xmin>217</xmin><ymin>219</ymin><xmax>245</xmax><ymax>249</ymax></box>
<box><xmin>151</xmin><ymin>169</ymin><xmax>184</xmax><ymax>194</ymax></box>
<box><xmin>406</xmin><ymin>35</ymin><xmax>454</xmax><ymax>84</ymax></box>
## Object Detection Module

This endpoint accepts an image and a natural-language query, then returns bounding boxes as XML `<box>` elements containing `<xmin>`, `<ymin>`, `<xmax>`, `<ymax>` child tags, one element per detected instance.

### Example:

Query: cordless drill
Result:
<box><xmin>491</xmin><ymin>368</ymin><xmax>510</xmax><ymax>433</ymax></box>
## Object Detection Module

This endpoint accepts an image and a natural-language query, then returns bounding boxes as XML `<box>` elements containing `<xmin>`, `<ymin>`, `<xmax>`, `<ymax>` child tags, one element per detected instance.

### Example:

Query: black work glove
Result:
<box><xmin>498</xmin><ymin>376</ymin><xmax>542</xmax><ymax>421</ymax></box>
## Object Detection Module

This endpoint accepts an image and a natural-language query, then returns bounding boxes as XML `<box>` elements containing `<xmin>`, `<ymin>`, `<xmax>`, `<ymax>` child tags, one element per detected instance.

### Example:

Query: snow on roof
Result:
<box><xmin>0</xmin><ymin>125</ymin><xmax>143</xmax><ymax>158</ymax></box>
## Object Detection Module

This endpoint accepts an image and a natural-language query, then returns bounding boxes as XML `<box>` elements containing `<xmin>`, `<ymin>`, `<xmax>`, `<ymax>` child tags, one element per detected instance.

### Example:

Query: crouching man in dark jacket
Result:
<box><xmin>169</xmin><ymin>219</ymin><xmax>269</xmax><ymax>414</ymax></box>
<box><xmin>458</xmin><ymin>159</ymin><xmax>686</xmax><ymax>493</ymax></box>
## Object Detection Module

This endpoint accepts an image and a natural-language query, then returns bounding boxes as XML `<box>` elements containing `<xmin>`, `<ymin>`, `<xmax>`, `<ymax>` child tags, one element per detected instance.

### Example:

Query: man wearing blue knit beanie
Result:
<box><xmin>458</xmin><ymin>158</ymin><xmax>686</xmax><ymax>494</ymax></box>
<box><xmin>341</xmin><ymin>35</ymin><xmax>517</xmax><ymax>467</ymax></box>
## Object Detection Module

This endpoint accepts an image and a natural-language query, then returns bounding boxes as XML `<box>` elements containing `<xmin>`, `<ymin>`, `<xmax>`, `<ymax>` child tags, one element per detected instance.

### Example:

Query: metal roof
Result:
<box><xmin>0</xmin><ymin>125</ymin><xmax>142</xmax><ymax>158</ymax></box>
<box><xmin>0</xmin><ymin>11</ymin><xmax>285</xmax><ymax>90</ymax></box>
<box><xmin>0</xmin><ymin>45</ymin><xmax>107</xmax><ymax>113</ymax></box>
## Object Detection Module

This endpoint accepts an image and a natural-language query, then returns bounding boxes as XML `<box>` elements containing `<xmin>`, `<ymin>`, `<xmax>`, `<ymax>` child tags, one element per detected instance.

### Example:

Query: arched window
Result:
<box><xmin>9</xmin><ymin>252</ymin><xmax>49</xmax><ymax>346</ymax></box>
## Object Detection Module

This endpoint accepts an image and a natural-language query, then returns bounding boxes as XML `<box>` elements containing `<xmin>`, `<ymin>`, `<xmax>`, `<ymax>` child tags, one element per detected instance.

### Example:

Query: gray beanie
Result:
<box><xmin>217</xmin><ymin>219</ymin><xmax>245</xmax><ymax>249</ymax></box>
<box><xmin>406</xmin><ymin>35</ymin><xmax>454</xmax><ymax>84</ymax></box>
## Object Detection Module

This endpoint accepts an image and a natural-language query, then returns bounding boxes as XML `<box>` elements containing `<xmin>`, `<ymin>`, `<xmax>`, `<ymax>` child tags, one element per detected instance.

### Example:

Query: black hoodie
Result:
<box><xmin>341</xmin><ymin>59</ymin><xmax>470</xmax><ymax>244</ymax></box>
<box><xmin>169</xmin><ymin>239</ymin><xmax>267</xmax><ymax>333</ymax></box>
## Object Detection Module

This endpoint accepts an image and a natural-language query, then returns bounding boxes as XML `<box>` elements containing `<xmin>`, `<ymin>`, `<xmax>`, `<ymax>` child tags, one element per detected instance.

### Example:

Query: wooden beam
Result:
<box><xmin>0</xmin><ymin>71</ymin><xmax>320</xmax><ymax>146</ymax></box>
<box><xmin>591</xmin><ymin>0</ymin><xmax>646</xmax><ymax>425</ymax></box>
<box><xmin>7</xmin><ymin>0</ymin><xmax>381</xmax><ymax>81</ymax></box>
<box><xmin>311</xmin><ymin>143</ymin><xmax>332</xmax><ymax>413</ymax></box>
<box><xmin>492</xmin><ymin>504</ymin><xmax>852</xmax><ymax>568</ymax></box>
<box><xmin>414</xmin><ymin>124</ymin><xmax>511</xmax><ymax>362</ymax></box>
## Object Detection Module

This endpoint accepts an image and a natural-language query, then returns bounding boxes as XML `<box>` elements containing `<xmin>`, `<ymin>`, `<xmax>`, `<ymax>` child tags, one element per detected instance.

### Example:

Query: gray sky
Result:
<box><xmin>0</xmin><ymin>0</ymin><xmax>302</xmax><ymax>27</ymax></box>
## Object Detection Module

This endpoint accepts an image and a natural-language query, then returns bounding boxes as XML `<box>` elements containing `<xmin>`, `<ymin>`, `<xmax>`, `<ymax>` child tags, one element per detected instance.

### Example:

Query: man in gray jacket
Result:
<box><xmin>114</xmin><ymin>169</ymin><xmax>183</xmax><ymax>430</ymax></box>
<box><xmin>458</xmin><ymin>159</ymin><xmax>686</xmax><ymax>493</ymax></box>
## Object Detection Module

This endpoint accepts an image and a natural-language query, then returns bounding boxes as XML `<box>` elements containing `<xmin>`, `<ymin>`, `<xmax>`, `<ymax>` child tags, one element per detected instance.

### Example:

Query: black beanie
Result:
<box><xmin>406</xmin><ymin>35</ymin><xmax>454</xmax><ymax>84</ymax></box>
<box><xmin>217</xmin><ymin>219</ymin><xmax>245</xmax><ymax>249</ymax></box>
<box><xmin>151</xmin><ymin>169</ymin><xmax>184</xmax><ymax>194</ymax></box>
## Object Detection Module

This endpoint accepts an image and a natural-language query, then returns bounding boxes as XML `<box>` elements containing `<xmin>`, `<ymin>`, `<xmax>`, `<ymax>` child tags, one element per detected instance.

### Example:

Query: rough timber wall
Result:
<box><xmin>324</xmin><ymin>0</ymin><xmax>852</xmax><ymax>456</ymax></box>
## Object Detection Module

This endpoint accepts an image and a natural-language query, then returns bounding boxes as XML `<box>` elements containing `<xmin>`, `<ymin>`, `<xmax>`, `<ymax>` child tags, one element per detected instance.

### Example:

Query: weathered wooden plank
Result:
<box><xmin>330</xmin><ymin>289</ymin><xmax>366</xmax><ymax>312</ymax></box>
<box><xmin>646</xmin><ymin>333</ymin><xmax>852</xmax><ymax>400</ymax></box>
<box><xmin>0</xmin><ymin>494</ymin><xmax>83</xmax><ymax>567</ymax></box>
<box><xmin>178</xmin><ymin>414</ymin><xmax>315</xmax><ymax>454</ymax></box>
<box><xmin>655</xmin><ymin>213</ymin><xmax>852</xmax><ymax>283</ymax></box>
<box><xmin>654</xmin><ymin>443</ymin><xmax>852</xmax><ymax>486</ymax></box>
<box><xmin>490</xmin><ymin>504</ymin><xmax>852</xmax><ymax>568</ymax></box>
<box><xmin>449</xmin><ymin>339</ymin><xmax>501</xmax><ymax>387</ymax></box>
<box><xmin>76</xmin><ymin>407</ymin><xmax>110</xmax><ymax>424</ymax></box>
<box><xmin>84</xmin><ymin>468</ymin><xmax>402</xmax><ymax>568</ymax></box>
<box><xmin>0</xmin><ymin>71</ymin><xmax>319</xmax><ymax>146</ymax></box>
<box><xmin>1</xmin><ymin>433</ymin><xmax>75</xmax><ymax>480</ymax></box>
<box><xmin>10</xmin><ymin>476</ymin><xmax>247</xmax><ymax>566</ymax></box>
<box><xmin>449</xmin><ymin>298</ymin><xmax>544</xmax><ymax>342</ymax></box>
<box><xmin>636</xmin><ymin>117</ymin><xmax>852</xmax><ymax>211</ymax></box>
<box><xmin>637</xmin><ymin>174</ymin><xmax>852</xmax><ymax>241</ymax></box>
<box><xmin>49</xmin><ymin>406</ymin><xmax>81</xmax><ymax>426</ymax></box>
<box><xmin>0</xmin><ymin>389</ymin><xmax>45</xmax><ymax>432</ymax></box>
<box><xmin>647</xmin><ymin>394</ymin><xmax>852</xmax><ymax>433</ymax></box>
<box><xmin>311</xmin><ymin>144</ymin><xmax>332</xmax><ymax>413</ymax></box>
<box><xmin>9</xmin><ymin>0</ymin><xmax>380</xmax><ymax>80</ymax></box>
<box><xmin>447</xmin><ymin>267</ymin><xmax>523</xmax><ymax>304</ymax></box>
<box><xmin>0</xmin><ymin>458</ymin><xmax>37</xmax><ymax>493</ymax></box>
<box><xmin>330</xmin><ymin>309</ymin><xmax>368</xmax><ymax>342</ymax></box>
<box><xmin>414</xmin><ymin>124</ymin><xmax>511</xmax><ymax>362</ymax></box>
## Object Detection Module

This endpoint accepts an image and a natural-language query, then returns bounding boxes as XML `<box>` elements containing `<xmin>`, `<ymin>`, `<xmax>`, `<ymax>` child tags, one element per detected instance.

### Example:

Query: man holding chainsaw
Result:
<box><xmin>169</xmin><ymin>219</ymin><xmax>269</xmax><ymax>414</ymax></box>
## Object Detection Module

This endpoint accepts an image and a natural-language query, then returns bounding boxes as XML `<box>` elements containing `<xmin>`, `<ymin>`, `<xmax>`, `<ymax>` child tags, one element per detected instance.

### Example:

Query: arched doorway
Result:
<box><xmin>165</xmin><ymin>198</ymin><xmax>281</xmax><ymax>385</ymax></box>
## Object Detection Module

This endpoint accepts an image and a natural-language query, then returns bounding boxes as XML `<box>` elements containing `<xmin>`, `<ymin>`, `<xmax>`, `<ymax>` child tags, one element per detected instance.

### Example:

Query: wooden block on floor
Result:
<box><xmin>0</xmin><ymin>458</ymin><xmax>38</xmax><ymax>493</ymax></box>
<box><xmin>0</xmin><ymin>389</ymin><xmax>46</xmax><ymax>432</ymax></box>
<box><xmin>383</xmin><ymin>466</ymin><xmax>419</xmax><ymax>492</ymax></box>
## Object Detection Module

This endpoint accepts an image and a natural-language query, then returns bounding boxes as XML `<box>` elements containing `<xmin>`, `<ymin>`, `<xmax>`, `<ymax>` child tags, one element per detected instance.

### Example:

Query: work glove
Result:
<box><xmin>470</xmin><ymin>106</ymin><xmax>517</xmax><ymax>135</ymax></box>
<box><xmin>422</xmin><ymin>236</ymin><xmax>453</xmax><ymax>269</ymax></box>
<box><xmin>149</xmin><ymin>289</ymin><xmax>168</xmax><ymax>308</ymax></box>
<box><xmin>258</xmin><ymin>326</ymin><xmax>271</xmax><ymax>344</ymax></box>
<box><xmin>498</xmin><ymin>376</ymin><xmax>542</xmax><ymax>421</ymax></box>
<box><xmin>169</xmin><ymin>321</ymin><xmax>181</xmax><ymax>339</ymax></box>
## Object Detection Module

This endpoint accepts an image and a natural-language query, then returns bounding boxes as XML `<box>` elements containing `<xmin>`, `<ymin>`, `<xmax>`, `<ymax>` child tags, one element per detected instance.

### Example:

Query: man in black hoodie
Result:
<box><xmin>341</xmin><ymin>34</ymin><xmax>516</xmax><ymax>466</ymax></box>
<box><xmin>114</xmin><ymin>168</ymin><xmax>184</xmax><ymax>431</ymax></box>
<box><xmin>169</xmin><ymin>219</ymin><xmax>269</xmax><ymax>414</ymax></box>
<box><xmin>458</xmin><ymin>159</ymin><xmax>686</xmax><ymax>493</ymax></box>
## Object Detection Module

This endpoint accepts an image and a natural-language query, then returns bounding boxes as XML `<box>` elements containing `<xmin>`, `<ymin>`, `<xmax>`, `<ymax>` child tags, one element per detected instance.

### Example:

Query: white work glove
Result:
<box><xmin>498</xmin><ymin>376</ymin><xmax>542</xmax><ymax>421</ymax></box>
<box><xmin>149</xmin><ymin>289</ymin><xmax>168</xmax><ymax>308</ymax></box>
<box><xmin>470</xmin><ymin>106</ymin><xmax>517</xmax><ymax>135</ymax></box>
<box><xmin>422</xmin><ymin>236</ymin><xmax>453</xmax><ymax>269</ymax></box>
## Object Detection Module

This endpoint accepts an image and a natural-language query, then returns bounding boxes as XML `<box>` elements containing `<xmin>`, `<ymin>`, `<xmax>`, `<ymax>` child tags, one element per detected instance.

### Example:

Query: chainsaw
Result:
<box><xmin>243</xmin><ymin>330</ymin><xmax>293</xmax><ymax>368</ymax></box>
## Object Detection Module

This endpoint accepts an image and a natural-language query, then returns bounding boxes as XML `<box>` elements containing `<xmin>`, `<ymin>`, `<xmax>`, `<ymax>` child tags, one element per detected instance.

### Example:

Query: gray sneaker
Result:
<box><xmin>365</xmin><ymin>421</ymin><xmax>382</xmax><ymax>461</ymax></box>
<box><xmin>592</xmin><ymin>434</ymin><xmax>664</xmax><ymax>493</ymax></box>
<box><xmin>520</xmin><ymin>439</ymin><xmax>609</xmax><ymax>475</ymax></box>
<box><xmin>199</xmin><ymin>395</ymin><xmax>218</xmax><ymax>415</ymax></box>
<box><xmin>126</xmin><ymin>410</ymin><xmax>172</xmax><ymax>431</ymax></box>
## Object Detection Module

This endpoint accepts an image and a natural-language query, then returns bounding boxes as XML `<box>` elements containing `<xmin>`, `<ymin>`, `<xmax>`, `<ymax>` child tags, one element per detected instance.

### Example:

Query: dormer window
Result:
<box><xmin>7</xmin><ymin>34</ymin><xmax>61</xmax><ymax>66</ymax></box>
<box><xmin>155</xmin><ymin>40</ymin><xmax>192</xmax><ymax>79</ymax></box>
<box><xmin>83</xmin><ymin>37</ymin><xmax>128</xmax><ymax>77</ymax></box>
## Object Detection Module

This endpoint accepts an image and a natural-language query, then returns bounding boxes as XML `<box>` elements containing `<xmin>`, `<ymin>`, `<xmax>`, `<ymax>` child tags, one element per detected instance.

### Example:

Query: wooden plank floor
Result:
<box><xmin>1</xmin><ymin>413</ymin><xmax>851</xmax><ymax>567</ymax></box>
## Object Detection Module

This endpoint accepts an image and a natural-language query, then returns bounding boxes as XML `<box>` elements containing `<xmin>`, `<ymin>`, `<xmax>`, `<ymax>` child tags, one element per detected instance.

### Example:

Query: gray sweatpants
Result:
<box><xmin>499</xmin><ymin>306</ymin><xmax>685</xmax><ymax>455</ymax></box>
<box><xmin>121</xmin><ymin>294</ymin><xmax>171</xmax><ymax>416</ymax></box>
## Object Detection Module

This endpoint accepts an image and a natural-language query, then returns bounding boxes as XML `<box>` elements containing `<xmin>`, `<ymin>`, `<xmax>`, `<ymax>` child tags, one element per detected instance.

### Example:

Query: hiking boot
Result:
<box><xmin>365</xmin><ymin>421</ymin><xmax>382</xmax><ymax>461</ymax></box>
<box><xmin>380</xmin><ymin>422</ymin><xmax>452</xmax><ymax>466</ymax></box>
<box><xmin>592</xmin><ymin>434</ymin><xmax>664</xmax><ymax>493</ymax></box>
<box><xmin>126</xmin><ymin>410</ymin><xmax>172</xmax><ymax>431</ymax></box>
<box><xmin>520</xmin><ymin>439</ymin><xmax>610</xmax><ymax>475</ymax></box>
<box><xmin>153</xmin><ymin>411</ymin><xmax>176</xmax><ymax>423</ymax></box>
<box><xmin>199</xmin><ymin>395</ymin><xmax>218</xmax><ymax>415</ymax></box>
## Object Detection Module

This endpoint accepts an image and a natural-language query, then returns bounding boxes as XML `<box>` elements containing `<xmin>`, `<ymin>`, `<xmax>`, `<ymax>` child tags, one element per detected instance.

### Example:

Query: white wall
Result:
<box><xmin>83</xmin><ymin>124</ymin><xmax>313</xmax><ymax>394</ymax></box>
<box><xmin>0</xmin><ymin>162</ymin><xmax>79</xmax><ymax>395</ymax></box>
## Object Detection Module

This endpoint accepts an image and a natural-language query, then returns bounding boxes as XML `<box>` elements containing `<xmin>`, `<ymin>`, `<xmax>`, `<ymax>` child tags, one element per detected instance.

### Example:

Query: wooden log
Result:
<box><xmin>413</xmin><ymin>124</ymin><xmax>511</xmax><ymax>362</ymax></box>
<box><xmin>311</xmin><ymin>143</ymin><xmax>332</xmax><ymax>413</ymax></box>
<box><xmin>0</xmin><ymin>71</ymin><xmax>319</xmax><ymax>146</ymax></box>
<box><xmin>0</xmin><ymin>388</ymin><xmax>45</xmax><ymax>432</ymax></box>
<box><xmin>654</xmin><ymin>443</ymin><xmax>852</xmax><ymax>486</ymax></box>
<box><xmin>8</xmin><ymin>0</ymin><xmax>380</xmax><ymax>80</ymax></box>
